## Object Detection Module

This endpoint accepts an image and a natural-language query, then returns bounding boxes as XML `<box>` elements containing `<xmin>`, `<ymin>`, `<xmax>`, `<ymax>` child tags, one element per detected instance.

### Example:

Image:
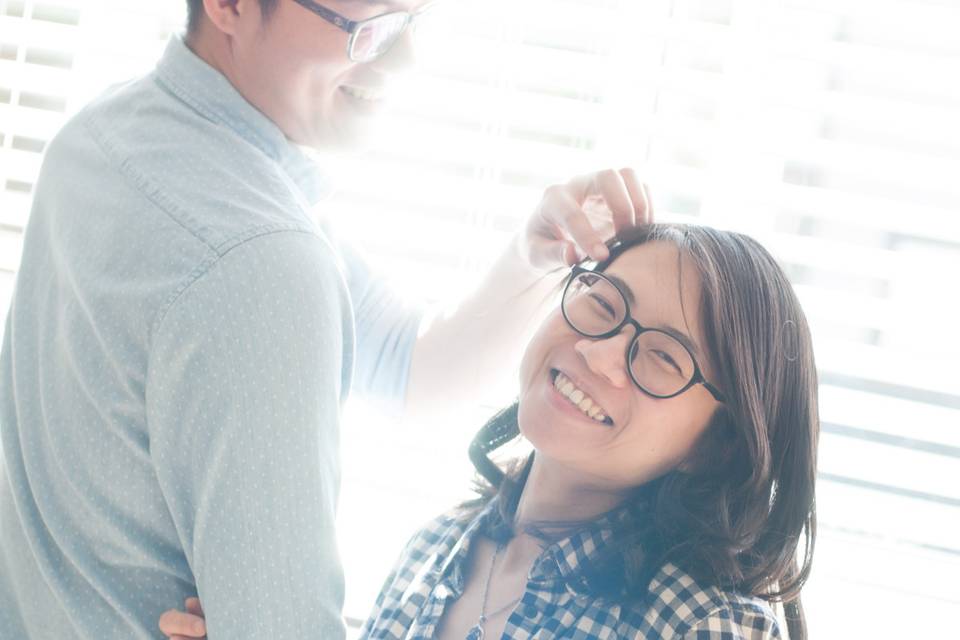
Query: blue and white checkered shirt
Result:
<box><xmin>361</xmin><ymin>498</ymin><xmax>783</xmax><ymax>639</ymax></box>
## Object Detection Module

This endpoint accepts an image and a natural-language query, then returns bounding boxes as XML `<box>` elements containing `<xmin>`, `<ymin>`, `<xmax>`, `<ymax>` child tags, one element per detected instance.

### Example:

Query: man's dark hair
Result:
<box><xmin>186</xmin><ymin>0</ymin><xmax>279</xmax><ymax>33</ymax></box>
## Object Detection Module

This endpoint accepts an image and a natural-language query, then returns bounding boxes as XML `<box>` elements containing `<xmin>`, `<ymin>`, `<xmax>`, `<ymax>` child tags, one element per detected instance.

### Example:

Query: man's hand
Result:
<box><xmin>522</xmin><ymin>168</ymin><xmax>653</xmax><ymax>270</ymax></box>
<box><xmin>405</xmin><ymin>167</ymin><xmax>653</xmax><ymax>418</ymax></box>
<box><xmin>158</xmin><ymin>597</ymin><xmax>207</xmax><ymax>639</ymax></box>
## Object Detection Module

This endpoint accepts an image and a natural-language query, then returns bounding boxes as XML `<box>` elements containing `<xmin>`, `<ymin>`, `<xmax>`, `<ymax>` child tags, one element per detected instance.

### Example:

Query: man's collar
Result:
<box><xmin>154</xmin><ymin>35</ymin><xmax>330</xmax><ymax>205</ymax></box>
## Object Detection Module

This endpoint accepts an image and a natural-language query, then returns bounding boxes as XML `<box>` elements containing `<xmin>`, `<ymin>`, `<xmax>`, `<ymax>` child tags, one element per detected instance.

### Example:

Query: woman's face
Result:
<box><xmin>518</xmin><ymin>241</ymin><xmax>723</xmax><ymax>490</ymax></box>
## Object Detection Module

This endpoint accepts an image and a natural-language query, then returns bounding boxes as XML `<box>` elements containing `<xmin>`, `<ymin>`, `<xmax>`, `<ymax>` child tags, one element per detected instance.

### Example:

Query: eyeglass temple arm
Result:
<box><xmin>294</xmin><ymin>0</ymin><xmax>360</xmax><ymax>32</ymax></box>
<box><xmin>414</xmin><ymin>2</ymin><xmax>437</xmax><ymax>18</ymax></box>
<box><xmin>703</xmin><ymin>381</ymin><xmax>726</xmax><ymax>403</ymax></box>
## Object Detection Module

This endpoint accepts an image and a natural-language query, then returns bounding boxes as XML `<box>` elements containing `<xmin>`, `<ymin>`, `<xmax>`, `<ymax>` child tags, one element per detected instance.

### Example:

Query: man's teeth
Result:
<box><xmin>342</xmin><ymin>86</ymin><xmax>382</xmax><ymax>102</ymax></box>
<box><xmin>553</xmin><ymin>372</ymin><xmax>609</xmax><ymax>424</ymax></box>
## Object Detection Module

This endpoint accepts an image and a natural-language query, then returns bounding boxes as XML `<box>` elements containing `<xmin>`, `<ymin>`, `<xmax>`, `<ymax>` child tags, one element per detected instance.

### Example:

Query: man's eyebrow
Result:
<box><xmin>605</xmin><ymin>272</ymin><xmax>704</xmax><ymax>359</ymax></box>
<box><xmin>349</xmin><ymin>0</ymin><xmax>434</xmax><ymax>14</ymax></box>
<box><xmin>347</xmin><ymin>0</ymin><xmax>402</xmax><ymax>8</ymax></box>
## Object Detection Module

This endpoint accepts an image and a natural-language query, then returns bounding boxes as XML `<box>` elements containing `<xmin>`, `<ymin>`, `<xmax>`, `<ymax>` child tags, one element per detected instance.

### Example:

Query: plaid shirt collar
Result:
<box><xmin>435</xmin><ymin>495</ymin><xmax>641</xmax><ymax>599</ymax></box>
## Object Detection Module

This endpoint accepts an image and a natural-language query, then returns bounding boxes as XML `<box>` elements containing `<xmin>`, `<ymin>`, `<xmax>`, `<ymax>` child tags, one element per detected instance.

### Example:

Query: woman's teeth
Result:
<box><xmin>553</xmin><ymin>371</ymin><xmax>611</xmax><ymax>425</ymax></box>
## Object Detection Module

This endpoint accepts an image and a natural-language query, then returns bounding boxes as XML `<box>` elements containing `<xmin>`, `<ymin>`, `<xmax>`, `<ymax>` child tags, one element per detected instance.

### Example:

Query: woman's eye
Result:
<box><xmin>653</xmin><ymin>350</ymin><xmax>683</xmax><ymax>375</ymax></box>
<box><xmin>588</xmin><ymin>293</ymin><xmax>616</xmax><ymax>318</ymax></box>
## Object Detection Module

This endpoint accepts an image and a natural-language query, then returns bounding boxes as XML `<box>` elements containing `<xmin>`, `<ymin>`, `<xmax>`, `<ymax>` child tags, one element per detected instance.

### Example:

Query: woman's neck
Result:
<box><xmin>512</xmin><ymin>455</ymin><xmax>626</xmax><ymax>532</ymax></box>
<box><xmin>495</xmin><ymin>455</ymin><xmax>626</xmax><ymax>574</ymax></box>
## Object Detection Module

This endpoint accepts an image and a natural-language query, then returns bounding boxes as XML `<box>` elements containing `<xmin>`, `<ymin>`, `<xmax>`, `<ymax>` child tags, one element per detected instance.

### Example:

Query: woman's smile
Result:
<box><xmin>547</xmin><ymin>368</ymin><xmax>615</xmax><ymax>427</ymax></box>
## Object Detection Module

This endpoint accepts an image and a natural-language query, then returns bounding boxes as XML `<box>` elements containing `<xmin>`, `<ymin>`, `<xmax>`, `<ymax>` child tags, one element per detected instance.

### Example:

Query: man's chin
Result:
<box><xmin>299</xmin><ymin>117</ymin><xmax>379</xmax><ymax>152</ymax></box>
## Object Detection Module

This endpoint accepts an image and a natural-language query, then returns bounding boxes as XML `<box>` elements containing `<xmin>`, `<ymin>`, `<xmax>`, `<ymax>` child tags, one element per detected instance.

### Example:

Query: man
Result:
<box><xmin>0</xmin><ymin>0</ymin><xmax>651</xmax><ymax>637</ymax></box>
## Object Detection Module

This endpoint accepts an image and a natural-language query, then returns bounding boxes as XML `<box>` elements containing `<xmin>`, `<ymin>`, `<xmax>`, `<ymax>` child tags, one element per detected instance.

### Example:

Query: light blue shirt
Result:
<box><xmin>0</xmin><ymin>36</ymin><xmax>421</xmax><ymax>639</ymax></box>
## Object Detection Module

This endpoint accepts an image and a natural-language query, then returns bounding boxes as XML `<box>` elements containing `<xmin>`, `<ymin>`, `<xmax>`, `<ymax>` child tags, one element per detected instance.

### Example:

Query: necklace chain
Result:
<box><xmin>485</xmin><ymin>593</ymin><xmax>523</xmax><ymax>621</ymax></box>
<box><xmin>471</xmin><ymin>541</ymin><xmax>522</xmax><ymax>639</ymax></box>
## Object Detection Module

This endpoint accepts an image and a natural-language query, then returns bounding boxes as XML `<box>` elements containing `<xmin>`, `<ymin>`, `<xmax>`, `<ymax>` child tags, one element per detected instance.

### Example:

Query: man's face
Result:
<box><xmin>222</xmin><ymin>0</ymin><xmax>422</xmax><ymax>148</ymax></box>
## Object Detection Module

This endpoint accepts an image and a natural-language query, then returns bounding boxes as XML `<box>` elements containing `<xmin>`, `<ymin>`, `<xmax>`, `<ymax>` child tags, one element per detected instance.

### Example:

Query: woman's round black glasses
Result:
<box><xmin>561</xmin><ymin>266</ymin><xmax>726</xmax><ymax>402</ymax></box>
<box><xmin>291</xmin><ymin>0</ymin><xmax>434</xmax><ymax>63</ymax></box>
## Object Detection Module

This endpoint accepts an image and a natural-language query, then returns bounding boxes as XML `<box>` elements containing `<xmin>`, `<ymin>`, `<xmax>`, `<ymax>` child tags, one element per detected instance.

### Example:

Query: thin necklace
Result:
<box><xmin>465</xmin><ymin>542</ymin><xmax>523</xmax><ymax>640</ymax></box>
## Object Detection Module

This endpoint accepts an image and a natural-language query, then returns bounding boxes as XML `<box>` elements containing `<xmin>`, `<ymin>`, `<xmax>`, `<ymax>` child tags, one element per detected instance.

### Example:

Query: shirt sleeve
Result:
<box><xmin>680</xmin><ymin>603</ymin><xmax>784</xmax><ymax>640</ymax></box>
<box><xmin>146</xmin><ymin>230</ymin><xmax>352</xmax><ymax>639</ymax></box>
<box><xmin>337</xmin><ymin>240</ymin><xmax>423</xmax><ymax>413</ymax></box>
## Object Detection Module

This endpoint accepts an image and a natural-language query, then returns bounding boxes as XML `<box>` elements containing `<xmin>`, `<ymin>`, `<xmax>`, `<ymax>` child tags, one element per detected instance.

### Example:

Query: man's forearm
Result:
<box><xmin>405</xmin><ymin>234</ymin><xmax>565</xmax><ymax>417</ymax></box>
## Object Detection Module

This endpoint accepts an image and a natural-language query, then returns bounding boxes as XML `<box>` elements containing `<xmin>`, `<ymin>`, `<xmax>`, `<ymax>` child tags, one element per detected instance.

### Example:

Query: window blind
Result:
<box><xmin>1</xmin><ymin>1</ymin><xmax>957</xmax><ymax>638</ymax></box>
<box><xmin>330</xmin><ymin>1</ymin><xmax>960</xmax><ymax>635</ymax></box>
<box><xmin>0</xmin><ymin>0</ymin><xmax>182</xmax><ymax>304</ymax></box>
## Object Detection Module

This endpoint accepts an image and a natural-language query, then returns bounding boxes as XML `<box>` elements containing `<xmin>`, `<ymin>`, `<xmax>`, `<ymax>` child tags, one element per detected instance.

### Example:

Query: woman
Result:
<box><xmin>160</xmin><ymin>223</ymin><xmax>818</xmax><ymax>639</ymax></box>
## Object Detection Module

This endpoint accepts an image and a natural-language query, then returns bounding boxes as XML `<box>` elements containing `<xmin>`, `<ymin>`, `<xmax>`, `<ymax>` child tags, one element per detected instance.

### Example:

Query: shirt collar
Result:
<box><xmin>535</xmin><ymin>505</ymin><xmax>640</xmax><ymax>595</ymax></box>
<box><xmin>154</xmin><ymin>35</ymin><xmax>330</xmax><ymax>205</ymax></box>
<box><xmin>435</xmin><ymin>499</ymin><xmax>501</xmax><ymax>595</ymax></box>
<box><xmin>439</xmin><ymin>494</ymin><xmax>651</xmax><ymax>598</ymax></box>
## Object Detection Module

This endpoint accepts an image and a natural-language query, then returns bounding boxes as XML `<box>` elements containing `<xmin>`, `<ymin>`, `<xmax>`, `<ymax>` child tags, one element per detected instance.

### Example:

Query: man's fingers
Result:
<box><xmin>185</xmin><ymin>597</ymin><xmax>204</xmax><ymax>616</ymax></box>
<box><xmin>641</xmin><ymin>181</ymin><xmax>654</xmax><ymax>223</ymax></box>
<box><xmin>619</xmin><ymin>168</ymin><xmax>652</xmax><ymax>225</ymax></box>
<box><xmin>531</xmin><ymin>168</ymin><xmax>651</xmax><ymax>269</ymax></box>
<box><xmin>592</xmin><ymin>169</ymin><xmax>636</xmax><ymax>233</ymax></box>
<box><xmin>559</xmin><ymin>206</ymin><xmax>608</xmax><ymax>261</ymax></box>
<box><xmin>540</xmin><ymin>186</ymin><xmax>607</xmax><ymax>261</ymax></box>
<box><xmin>527</xmin><ymin>239</ymin><xmax>581</xmax><ymax>269</ymax></box>
<box><xmin>560</xmin><ymin>241</ymin><xmax>584</xmax><ymax>266</ymax></box>
<box><xmin>158</xmin><ymin>609</ymin><xmax>206</xmax><ymax>638</ymax></box>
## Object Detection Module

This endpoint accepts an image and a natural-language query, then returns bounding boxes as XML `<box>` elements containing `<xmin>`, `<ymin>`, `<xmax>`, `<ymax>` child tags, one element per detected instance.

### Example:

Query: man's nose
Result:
<box><xmin>370</xmin><ymin>29</ymin><xmax>416</xmax><ymax>73</ymax></box>
<box><xmin>573</xmin><ymin>327</ymin><xmax>635</xmax><ymax>389</ymax></box>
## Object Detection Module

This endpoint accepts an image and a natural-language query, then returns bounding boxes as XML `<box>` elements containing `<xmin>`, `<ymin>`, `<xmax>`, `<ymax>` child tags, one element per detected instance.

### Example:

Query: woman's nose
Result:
<box><xmin>574</xmin><ymin>330</ymin><xmax>634</xmax><ymax>389</ymax></box>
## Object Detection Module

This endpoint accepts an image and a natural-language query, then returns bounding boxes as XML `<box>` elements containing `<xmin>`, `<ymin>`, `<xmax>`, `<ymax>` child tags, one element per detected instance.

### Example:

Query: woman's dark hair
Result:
<box><xmin>466</xmin><ymin>223</ymin><xmax>818</xmax><ymax>640</ymax></box>
<box><xmin>185</xmin><ymin>0</ymin><xmax>279</xmax><ymax>33</ymax></box>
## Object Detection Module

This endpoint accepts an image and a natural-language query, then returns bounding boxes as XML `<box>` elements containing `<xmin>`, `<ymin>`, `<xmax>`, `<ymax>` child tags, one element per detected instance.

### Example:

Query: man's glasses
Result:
<box><xmin>291</xmin><ymin>0</ymin><xmax>434</xmax><ymax>63</ymax></box>
<box><xmin>561</xmin><ymin>266</ymin><xmax>726</xmax><ymax>402</ymax></box>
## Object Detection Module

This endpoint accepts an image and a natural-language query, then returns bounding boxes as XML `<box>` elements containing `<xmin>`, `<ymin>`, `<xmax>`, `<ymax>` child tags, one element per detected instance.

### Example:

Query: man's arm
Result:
<box><xmin>404</xmin><ymin>234</ymin><xmax>564</xmax><ymax>416</ymax></box>
<box><xmin>405</xmin><ymin>169</ymin><xmax>653</xmax><ymax>417</ymax></box>
<box><xmin>146</xmin><ymin>231</ymin><xmax>350</xmax><ymax>638</ymax></box>
<box><xmin>335</xmin><ymin>240</ymin><xmax>423</xmax><ymax>413</ymax></box>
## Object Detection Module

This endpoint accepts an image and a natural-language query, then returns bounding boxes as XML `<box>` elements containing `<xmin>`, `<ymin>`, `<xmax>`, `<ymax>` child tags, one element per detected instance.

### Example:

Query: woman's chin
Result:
<box><xmin>518</xmin><ymin>398</ymin><xmax>605</xmax><ymax>465</ymax></box>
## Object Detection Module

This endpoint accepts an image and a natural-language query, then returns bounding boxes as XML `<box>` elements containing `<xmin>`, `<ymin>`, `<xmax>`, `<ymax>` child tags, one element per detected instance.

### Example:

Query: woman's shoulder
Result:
<box><xmin>403</xmin><ymin>505</ymin><xmax>478</xmax><ymax>552</ymax></box>
<box><xmin>360</xmin><ymin>506</ymin><xmax>483</xmax><ymax>638</ymax></box>
<box><xmin>377</xmin><ymin>505</ymin><xmax>482</xmax><ymax>585</ymax></box>
<box><xmin>619</xmin><ymin>561</ymin><xmax>784</xmax><ymax>639</ymax></box>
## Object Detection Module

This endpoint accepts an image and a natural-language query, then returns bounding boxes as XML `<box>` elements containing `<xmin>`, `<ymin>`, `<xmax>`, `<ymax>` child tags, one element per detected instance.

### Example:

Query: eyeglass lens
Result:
<box><xmin>351</xmin><ymin>12</ymin><xmax>410</xmax><ymax>61</ymax></box>
<box><xmin>563</xmin><ymin>273</ymin><xmax>696</xmax><ymax>397</ymax></box>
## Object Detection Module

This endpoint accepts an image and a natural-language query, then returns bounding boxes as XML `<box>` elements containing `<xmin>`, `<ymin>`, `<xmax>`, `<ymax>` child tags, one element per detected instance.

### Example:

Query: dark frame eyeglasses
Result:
<box><xmin>290</xmin><ymin>0</ymin><xmax>434</xmax><ymax>63</ymax></box>
<box><xmin>561</xmin><ymin>265</ymin><xmax>727</xmax><ymax>403</ymax></box>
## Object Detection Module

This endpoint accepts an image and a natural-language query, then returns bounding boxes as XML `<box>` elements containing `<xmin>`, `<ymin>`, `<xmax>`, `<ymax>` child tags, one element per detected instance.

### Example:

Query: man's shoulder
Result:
<box><xmin>31</xmin><ymin>76</ymin><xmax>335</xmax><ymax>343</ymax></box>
<box><xmin>52</xmin><ymin>71</ymin><xmax>317</xmax><ymax>252</ymax></box>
